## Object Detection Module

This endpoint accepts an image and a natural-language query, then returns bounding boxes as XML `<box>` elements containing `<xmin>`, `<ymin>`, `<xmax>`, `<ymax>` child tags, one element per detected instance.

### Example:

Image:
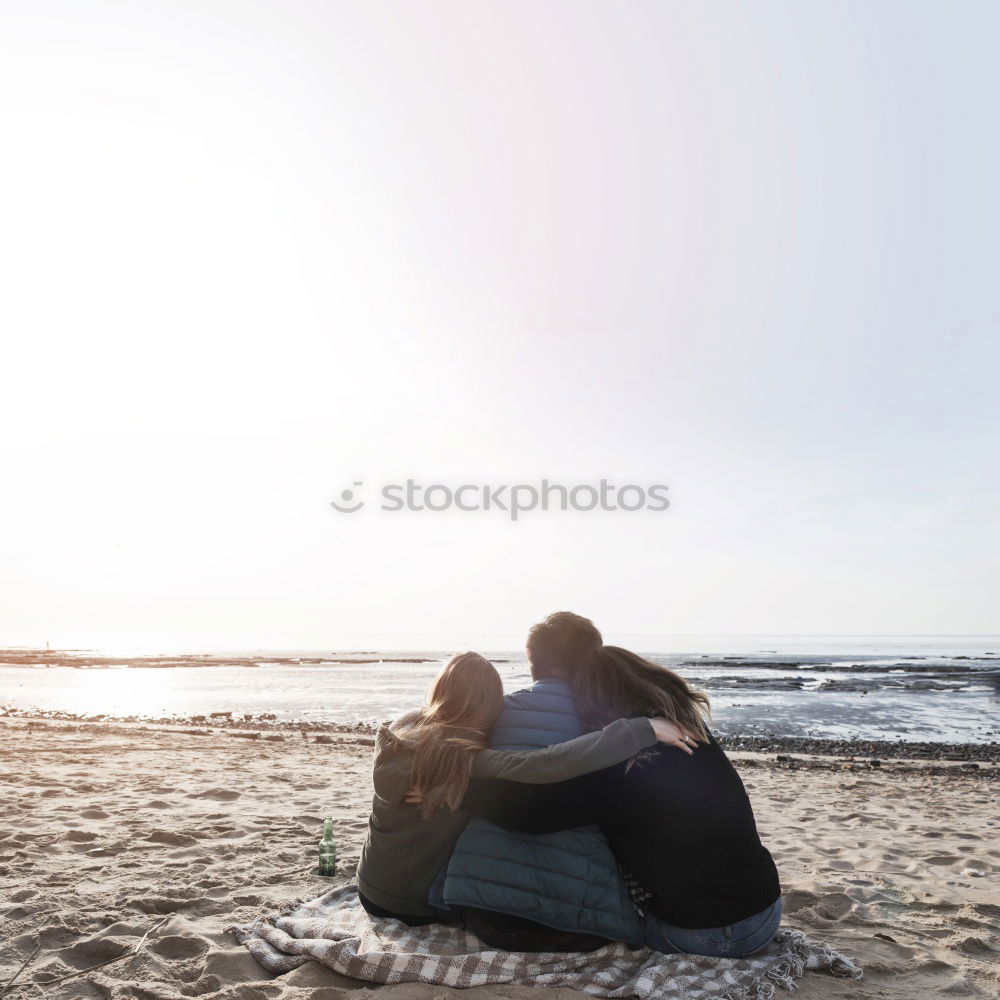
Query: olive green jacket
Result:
<box><xmin>357</xmin><ymin>714</ymin><xmax>656</xmax><ymax>917</ymax></box>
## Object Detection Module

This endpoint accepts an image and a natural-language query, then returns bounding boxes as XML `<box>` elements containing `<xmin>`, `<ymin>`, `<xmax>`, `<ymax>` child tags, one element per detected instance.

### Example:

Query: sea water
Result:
<box><xmin>0</xmin><ymin>635</ymin><xmax>997</xmax><ymax>744</ymax></box>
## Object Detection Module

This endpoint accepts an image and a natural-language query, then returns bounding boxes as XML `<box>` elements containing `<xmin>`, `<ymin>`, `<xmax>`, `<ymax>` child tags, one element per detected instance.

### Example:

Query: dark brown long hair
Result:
<box><xmin>573</xmin><ymin>645</ymin><xmax>711</xmax><ymax>741</ymax></box>
<box><xmin>398</xmin><ymin>651</ymin><xmax>504</xmax><ymax>818</ymax></box>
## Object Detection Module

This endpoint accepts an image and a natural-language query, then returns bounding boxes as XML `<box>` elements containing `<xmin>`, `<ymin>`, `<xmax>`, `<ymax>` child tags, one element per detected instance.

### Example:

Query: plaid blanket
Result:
<box><xmin>229</xmin><ymin>885</ymin><xmax>862</xmax><ymax>1000</ymax></box>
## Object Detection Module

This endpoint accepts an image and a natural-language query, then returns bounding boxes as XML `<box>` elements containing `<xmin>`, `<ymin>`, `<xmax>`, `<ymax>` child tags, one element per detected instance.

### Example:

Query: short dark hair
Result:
<box><xmin>526</xmin><ymin>611</ymin><xmax>603</xmax><ymax>679</ymax></box>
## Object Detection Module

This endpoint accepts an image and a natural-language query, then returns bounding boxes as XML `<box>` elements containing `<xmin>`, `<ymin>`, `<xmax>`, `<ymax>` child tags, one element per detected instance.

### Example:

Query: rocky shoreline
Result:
<box><xmin>716</xmin><ymin>733</ymin><xmax>999</xmax><ymax>763</ymax></box>
<box><xmin>2</xmin><ymin>705</ymin><xmax>997</xmax><ymax>764</ymax></box>
<box><xmin>0</xmin><ymin>648</ymin><xmax>442</xmax><ymax>668</ymax></box>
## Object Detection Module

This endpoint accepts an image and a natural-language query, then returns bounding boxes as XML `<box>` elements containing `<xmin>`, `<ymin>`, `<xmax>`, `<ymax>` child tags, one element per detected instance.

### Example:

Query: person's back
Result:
<box><xmin>462</xmin><ymin>736</ymin><xmax>779</xmax><ymax>934</ymax></box>
<box><xmin>601</xmin><ymin>736</ymin><xmax>778</xmax><ymax>928</ymax></box>
<box><xmin>459</xmin><ymin>638</ymin><xmax>782</xmax><ymax>958</ymax></box>
<box><xmin>436</xmin><ymin>676</ymin><xmax>643</xmax><ymax>947</ymax></box>
<box><xmin>357</xmin><ymin>651</ymin><xmax>669</xmax><ymax>925</ymax></box>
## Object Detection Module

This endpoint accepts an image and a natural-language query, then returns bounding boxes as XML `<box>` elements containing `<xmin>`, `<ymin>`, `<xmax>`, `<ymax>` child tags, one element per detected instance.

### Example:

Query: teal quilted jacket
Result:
<box><xmin>434</xmin><ymin>678</ymin><xmax>642</xmax><ymax>946</ymax></box>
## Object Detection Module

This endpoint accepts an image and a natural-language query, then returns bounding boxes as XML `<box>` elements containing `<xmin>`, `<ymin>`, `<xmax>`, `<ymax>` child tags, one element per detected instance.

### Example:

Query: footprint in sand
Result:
<box><xmin>87</xmin><ymin>844</ymin><xmax>124</xmax><ymax>858</ymax></box>
<box><xmin>951</xmin><ymin>934</ymin><xmax>998</xmax><ymax>959</ymax></box>
<box><xmin>960</xmin><ymin>857</ymin><xmax>989</xmax><ymax>871</ymax></box>
<box><xmin>188</xmin><ymin>789</ymin><xmax>241</xmax><ymax>802</ymax></box>
<box><xmin>781</xmin><ymin>889</ymin><xmax>854</xmax><ymax>920</ymax></box>
<box><xmin>202</xmin><ymin>947</ymin><xmax>280</xmax><ymax>984</ymax></box>
<box><xmin>131</xmin><ymin>894</ymin><xmax>224</xmax><ymax>916</ymax></box>
<box><xmin>148</xmin><ymin>934</ymin><xmax>209</xmax><ymax>960</ymax></box>
<box><xmin>80</xmin><ymin>809</ymin><xmax>109</xmax><ymax>819</ymax></box>
<box><xmin>58</xmin><ymin>935</ymin><xmax>133</xmax><ymax>968</ymax></box>
<box><xmin>146</xmin><ymin>831</ymin><xmax>199</xmax><ymax>848</ymax></box>
<box><xmin>781</xmin><ymin>889</ymin><xmax>820</xmax><ymax>914</ymax></box>
<box><xmin>816</xmin><ymin>892</ymin><xmax>854</xmax><ymax>919</ymax></box>
<box><xmin>66</xmin><ymin>830</ymin><xmax>97</xmax><ymax>842</ymax></box>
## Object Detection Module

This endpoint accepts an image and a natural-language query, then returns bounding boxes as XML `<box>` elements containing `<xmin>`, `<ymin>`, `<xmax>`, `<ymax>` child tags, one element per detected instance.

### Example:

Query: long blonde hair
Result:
<box><xmin>399</xmin><ymin>651</ymin><xmax>504</xmax><ymax>818</ymax></box>
<box><xmin>574</xmin><ymin>645</ymin><xmax>711</xmax><ymax>741</ymax></box>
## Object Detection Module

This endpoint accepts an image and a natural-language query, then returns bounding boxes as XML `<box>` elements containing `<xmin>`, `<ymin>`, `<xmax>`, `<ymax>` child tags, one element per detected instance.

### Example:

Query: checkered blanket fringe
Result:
<box><xmin>228</xmin><ymin>885</ymin><xmax>861</xmax><ymax>1000</ymax></box>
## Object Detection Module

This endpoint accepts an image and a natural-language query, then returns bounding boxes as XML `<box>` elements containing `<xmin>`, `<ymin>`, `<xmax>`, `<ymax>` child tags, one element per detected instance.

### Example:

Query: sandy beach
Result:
<box><xmin>1</xmin><ymin>716</ymin><xmax>997</xmax><ymax>1000</ymax></box>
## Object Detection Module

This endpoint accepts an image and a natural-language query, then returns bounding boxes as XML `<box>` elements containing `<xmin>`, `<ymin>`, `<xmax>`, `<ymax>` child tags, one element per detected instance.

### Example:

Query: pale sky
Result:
<box><xmin>1</xmin><ymin>1</ymin><xmax>997</xmax><ymax>644</ymax></box>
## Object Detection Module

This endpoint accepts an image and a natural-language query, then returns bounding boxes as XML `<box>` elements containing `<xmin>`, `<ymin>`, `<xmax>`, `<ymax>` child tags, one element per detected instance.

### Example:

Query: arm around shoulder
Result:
<box><xmin>472</xmin><ymin>717</ymin><xmax>655</xmax><ymax>783</ymax></box>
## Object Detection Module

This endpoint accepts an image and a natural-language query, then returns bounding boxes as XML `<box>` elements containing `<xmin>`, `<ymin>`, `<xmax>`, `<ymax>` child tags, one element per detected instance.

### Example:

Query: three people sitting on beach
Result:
<box><xmin>357</xmin><ymin>612</ymin><xmax>782</xmax><ymax>958</ymax></box>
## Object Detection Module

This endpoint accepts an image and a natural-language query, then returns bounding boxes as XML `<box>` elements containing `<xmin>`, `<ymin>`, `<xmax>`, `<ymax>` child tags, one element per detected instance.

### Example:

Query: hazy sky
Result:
<box><xmin>1</xmin><ymin>1</ymin><xmax>997</xmax><ymax>644</ymax></box>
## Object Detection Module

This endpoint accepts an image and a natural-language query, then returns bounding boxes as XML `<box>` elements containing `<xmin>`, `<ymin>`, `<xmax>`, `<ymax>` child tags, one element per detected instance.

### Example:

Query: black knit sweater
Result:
<box><xmin>462</xmin><ymin>735</ymin><xmax>780</xmax><ymax>930</ymax></box>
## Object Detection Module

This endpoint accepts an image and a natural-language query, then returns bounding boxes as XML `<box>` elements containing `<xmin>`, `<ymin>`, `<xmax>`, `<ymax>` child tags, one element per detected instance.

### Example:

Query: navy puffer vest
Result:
<box><xmin>437</xmin><ymin>678</ymin><xmax>642</xmax><ymax>945</ymax></box>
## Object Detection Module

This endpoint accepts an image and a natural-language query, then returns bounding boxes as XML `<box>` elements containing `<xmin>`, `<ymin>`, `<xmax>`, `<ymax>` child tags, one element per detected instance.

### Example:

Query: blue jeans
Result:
<box><xmin>641</xmin><ymin>898</ymin><xmax>782</xmax><ymax>958</ymax></box>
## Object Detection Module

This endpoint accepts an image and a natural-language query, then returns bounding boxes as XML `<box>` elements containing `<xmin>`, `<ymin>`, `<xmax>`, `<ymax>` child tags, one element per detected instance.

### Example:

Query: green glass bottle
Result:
<box><xmin>317</xmin><ymin>817</ymin><xmax>337</xmax><ymax>876</ymax></box>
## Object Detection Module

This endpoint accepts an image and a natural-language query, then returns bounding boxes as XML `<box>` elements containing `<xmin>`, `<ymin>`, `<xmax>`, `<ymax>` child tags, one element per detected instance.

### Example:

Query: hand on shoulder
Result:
<box><xmin>649</xmin><ymin>717</ymin><xmax>704</xmax><ymax>755</ymax></box>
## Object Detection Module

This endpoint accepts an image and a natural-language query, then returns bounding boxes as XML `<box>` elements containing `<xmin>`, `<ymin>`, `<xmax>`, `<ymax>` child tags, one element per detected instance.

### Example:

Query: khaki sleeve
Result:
<box><xmin>471</xmin><ymin>717</ymin><xmax>655</xmax><ymax>783</ymax></box>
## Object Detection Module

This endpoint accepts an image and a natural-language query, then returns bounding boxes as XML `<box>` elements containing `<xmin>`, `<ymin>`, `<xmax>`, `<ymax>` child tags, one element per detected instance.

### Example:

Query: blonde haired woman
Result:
<box><xmin>357</xmin><ymin>651</ymin><xmax>698</xmax><ymax>924</ymax></box>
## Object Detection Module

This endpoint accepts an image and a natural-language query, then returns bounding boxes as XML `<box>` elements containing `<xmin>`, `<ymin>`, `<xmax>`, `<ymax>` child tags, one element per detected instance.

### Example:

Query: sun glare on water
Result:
<box><xmin>60</xmin><ymin>666</ymin><xmax>185</xmax><ymax>718</ymax></box>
